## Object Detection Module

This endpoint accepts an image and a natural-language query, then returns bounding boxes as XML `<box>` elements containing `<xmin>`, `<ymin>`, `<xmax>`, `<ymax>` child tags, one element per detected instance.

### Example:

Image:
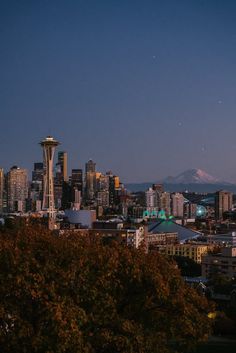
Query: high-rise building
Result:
<box><xmin>85</xmin><ymin>159</ymin><xmax>96</xmax><ymax>173</ymax></box>
<box><xmin>73</xmin><ymin>189</ymin><xmax>81</xmax><ymax>209</ymax></box>
<box><xmin>71</xmin><ymin>169</ymin><xmax>83</xmax><ymax>193</ymax></box>
<box><xmin>184</xmin><ymin>203</ymin><xmax>197</xmax><ymax>219</ymax></box>
<box><xmin>106</xmin><ymin>172</ymin><xmax>120</xmax><ymax>206</ymax></box>
<box><xmin>145</xmin><ymin>187</ymin><xmax>157</xmax><ymax>208</ymax></box>
<box><xmin>7</xmin><ymin>166</ymin><xmax>28</xmax><ymax>212</ymax></box>
<box><xmin>56</xmin><ymin>151</ymin><xmax>68</xmax><ymax>183</ymax></box>
<box><xmin>114</xmin><ymin>176</ymin><xmax>120</xmax><ymax>189</ymax></box>
<box><xmin>32</xmin><ymin>162</ymin><xmax>44</xmax><ymax>183</ymax></box>
<box><xmin>97</xmin><ymin>191</ymin><xmax>109</xmax><ymax>207</ymax></box>
<box><xmin>171</xmin><ymin>193</ymin><xmax>185</xmax><ymax>218</ymax></box>
<box><xmin>40</xmin><ymin>136</ymin><xmax>59</xmax><ymax>219</ymax></box>
<box><xmin>31</xmin><ymin>162</ymin><xmax>44</xmax><ymax>209</ymax></box>
<box><xmin>61</xmin><ymin>181</ymin><xmax>72</xmax><ymax>210</ymax></box>
<box><xmin>160</xmin><ymin>192</ymin><xmax>171</xmax><ymax>215</ymax></box>
<box><xmin>54</xmin><ymin>184</ymin><xmax>63</xmax><ymax>209</ymax></box>
<box><xmin>54</xmin><ymin>152</ymin><xmax>68</xmax><ymax>209</ymax></box>
<box><xmin>145</xmin><ymin>186</ymin><xmax>162</xmax><ymax>207</ymax></box>
<box><xmin>85</xmin><ymin>159</ymin><xmax>96</xmax><ymax>201</ymax></box>
<box><xmin>97</xmin><ymin>173</ymin><xmax>109</xmax><ymax>192</ymax></box>
<box><xmin>69</xmin><ymin>168</ymin><xmax>83</xmax><ymax>208</ymax></box>
<box><xmin>215</xmin><ymin>190</ymin><xmax>233</xmax><ymax>220</ymax></box>
<box><xmin>96</xmin><ymin>173</ymin><xmax>109</xmax><ymax>208</ymax></box>
<box><xmin>0</xmin><ymin>168</ymin><xmax>4</xmax><ymax>213</ymax></box>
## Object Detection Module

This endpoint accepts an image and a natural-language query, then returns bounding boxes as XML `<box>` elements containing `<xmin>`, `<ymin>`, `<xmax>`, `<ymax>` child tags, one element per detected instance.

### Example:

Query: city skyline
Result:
<box><xmin>1</xmin><ymin>1</ymin><xmax>236</xmax><ymax>182</ymax></box>
<box><xmin>0</xmin><ymin>142</ymin><xmax>231</xmax><ymax>182</ymax></box>
<box><xmin>0</xmin><ymin>136</ymin><xmax>236</xmax><ymax>186</ymax></box>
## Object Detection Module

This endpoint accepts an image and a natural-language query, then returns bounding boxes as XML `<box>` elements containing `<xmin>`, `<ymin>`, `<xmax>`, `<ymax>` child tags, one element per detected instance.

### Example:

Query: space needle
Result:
<box><xmin>40</xmin><ymin>136</ymin><xmax>59</xmax><ymax>221</ymax></box>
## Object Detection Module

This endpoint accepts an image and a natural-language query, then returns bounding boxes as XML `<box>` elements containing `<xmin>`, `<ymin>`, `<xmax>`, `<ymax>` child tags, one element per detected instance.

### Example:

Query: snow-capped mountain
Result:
<box><xmin>163</xmin><ymin>169</ymin><xmax>225</xmax><ymax>184</ymax></box>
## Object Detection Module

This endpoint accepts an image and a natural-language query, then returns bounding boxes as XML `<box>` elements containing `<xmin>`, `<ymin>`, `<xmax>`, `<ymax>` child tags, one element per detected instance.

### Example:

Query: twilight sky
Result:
<box><xmin>1</xmin><ymin>0</ymin><xmax>236</xmax><ymax>183</ymax></box>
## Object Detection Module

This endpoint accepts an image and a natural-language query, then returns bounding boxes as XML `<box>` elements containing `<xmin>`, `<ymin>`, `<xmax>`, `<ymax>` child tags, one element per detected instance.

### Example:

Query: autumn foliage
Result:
<box><xmin>0</xmin><ymin>225</ymin><xmax>212</xmax><ymax>353</ymax></box>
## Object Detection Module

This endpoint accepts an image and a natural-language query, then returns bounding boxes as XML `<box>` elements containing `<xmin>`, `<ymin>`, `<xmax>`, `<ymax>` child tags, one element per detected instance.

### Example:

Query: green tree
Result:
<box><xmin>0</xmin><ymin>226</ymin><xmax>213</xmax><ymax>353</ymax></box>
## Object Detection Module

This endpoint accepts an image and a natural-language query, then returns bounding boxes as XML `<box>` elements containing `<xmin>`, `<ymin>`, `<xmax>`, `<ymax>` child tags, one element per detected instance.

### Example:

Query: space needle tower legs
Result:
<box><xmin>40</xmin><ymin>136</ymin><xmax>59</xmax><ymax>227</ymax></box>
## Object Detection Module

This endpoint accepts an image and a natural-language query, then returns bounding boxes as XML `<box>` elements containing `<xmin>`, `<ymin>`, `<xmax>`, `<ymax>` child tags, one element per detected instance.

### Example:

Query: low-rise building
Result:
<box><xmin>159</xmin><ymin>243</ymin><xmax>210</xmax><ymax>263</ymax></box>
<box><xmin>147</xmin><ymin>232</ymin><xmax>178</xmax><ymax>251</ymax></box>
<box><xmin>202</xmin><ymin>247</ymin><xmax>236</xmax><ymax>278</ymax></box>
<box><xmin>207</xmin><ymin>232</ymin><xmax>236</xmax><ymax>247</ymax></box>
<box><xmin>148</xmin><ymin>219</ymin><xmax>201</xmax><ymax>243</ymax></box>
<box><xmin>59</xmin><ymin>223</ymin><xmax>146</xmax><ymax>249</ymax></box>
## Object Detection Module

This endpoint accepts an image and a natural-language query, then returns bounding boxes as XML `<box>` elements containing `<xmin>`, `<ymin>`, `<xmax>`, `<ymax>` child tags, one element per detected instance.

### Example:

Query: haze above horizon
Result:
<box><xmin>1</xmin><ymin>0</ymin><xmax>236</xmax><ymax>183</ymax></box>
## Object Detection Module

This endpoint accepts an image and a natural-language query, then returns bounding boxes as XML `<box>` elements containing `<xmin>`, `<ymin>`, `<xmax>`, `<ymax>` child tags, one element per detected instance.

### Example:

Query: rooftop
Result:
<box><xmin>148</xmin><ymin>219</ymin><xmax>201</xmax><ymax>243</ymax></box>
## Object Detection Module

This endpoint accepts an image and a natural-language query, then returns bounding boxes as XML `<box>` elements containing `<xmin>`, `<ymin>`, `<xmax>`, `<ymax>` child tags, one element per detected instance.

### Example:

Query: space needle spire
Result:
<box><xmin>40</xmin><ymin>136</ymin><xmax>59</xmax><ymax>221</ymax></box>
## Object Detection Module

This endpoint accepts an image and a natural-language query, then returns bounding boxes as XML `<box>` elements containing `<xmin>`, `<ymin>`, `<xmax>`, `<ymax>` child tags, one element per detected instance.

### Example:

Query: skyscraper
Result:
<box><xmin>215</xmin><ymin>190</ymin><xmax>233</xmax><ymax>220</ymax></box>
<box><xmin>85</xmin><ymin>159</ymin><xmax>96</xmax><ymax>173</ymax></box>
<box><xmin>40</xmin><ymin>136</ymin><xmax>59</xmax><ymax>218</ymax></box>
<box><xmin>160</xmin><ymin>192</ymin><xmax>171</xmax><ymax>215</ymax></box>
<box><xmin>30</xmin><ymin>162</ymin><xmax>44</xmax><ymax>211</ymax></box>
<box><xmin>0</xmin><ymin>168</ymin><xmax>4</xmax><ymax>213</ymax></box>
<box><xmin>70</xmin><ymin>168</ymin><xmax>83</xmax><ymax>208</ymax></box>
<box><xmin>96</xmin><ymin>173</ymin><xmax>110</xmax><ymax>207</ymax></box>
<box><xmin>7</xmin><ymin>166</ymin><xmax>28</xmax><ymax>212</ymax></box>
<box><xmin>97</xmin><ymin>173</ymin><xmax>109</xmax><ymax>193</ymax></box>
<box><xmin>56</xmin><ymin>151</ymin><xmax>68</xmax><ymax>183</ymax></box>
<box><xmin>145</xmin><ymin>187</ymin><xmax>157</xmax><ymax>208</ymax></box>
<box><xmin>32</xmin><ymin>162</ymin><xmax>44</xmax><ymax>183</ymax></box>
<box><xmin>171</xmin><ymin>193</ymin><xmax>185</xmax><ymax>218</ymax></box>
<box><xmin>71</xmin><ymin>169</ymin><xmax>83</xmax><ymax>193</ymax></box>
<box><xmin>97</xmin><ymin>191</ymin><xmax>109</xmax><ymax>207</ymax></box>
<box><xmin>107</xmin><ymin>172</ymin><xmax>120</xmax><ymax>206</ymax></box>
<box><xmin>54</xmin><ymin>152</ymin><xmax>68</xmax><ymax>209</ymax></box>
<box><xmin>85</xmin><ymin>159</ymin><xmax>96</xmax><ymax>201</ymax></box>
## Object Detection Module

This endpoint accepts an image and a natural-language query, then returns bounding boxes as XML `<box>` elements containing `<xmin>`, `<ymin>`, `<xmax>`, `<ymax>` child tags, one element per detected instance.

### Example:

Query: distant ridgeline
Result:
<box><xmin>125</xmin><ymin>183</ymin><xmax>236</xmax><ymax>193</ymax></box>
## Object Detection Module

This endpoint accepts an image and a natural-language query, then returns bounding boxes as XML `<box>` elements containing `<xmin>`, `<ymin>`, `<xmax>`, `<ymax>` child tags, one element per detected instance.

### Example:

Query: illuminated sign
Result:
<box><xmin>142</xmin><ymin>209</ymin><xmax>174</xmax><ymax>220</ymax></box>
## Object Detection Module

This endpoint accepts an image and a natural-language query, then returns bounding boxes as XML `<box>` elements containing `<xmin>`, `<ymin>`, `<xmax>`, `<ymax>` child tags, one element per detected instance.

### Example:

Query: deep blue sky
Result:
<box><xmin>1</xmin><ymin>0</ymin><xmax>236</xmax><ymax>182</ymax></box>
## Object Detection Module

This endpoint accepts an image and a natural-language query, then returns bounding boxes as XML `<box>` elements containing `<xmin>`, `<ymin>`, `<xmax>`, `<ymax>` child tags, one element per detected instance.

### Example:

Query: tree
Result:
<box><xmin>172</xmin><ymin>256</ymin><xmax>201</xmax><ymax>277</ymax></box>
<box><xmin>0</xmin><ymin>226</ymin><xmax>213</xmax><ymax>352</ymax></box>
